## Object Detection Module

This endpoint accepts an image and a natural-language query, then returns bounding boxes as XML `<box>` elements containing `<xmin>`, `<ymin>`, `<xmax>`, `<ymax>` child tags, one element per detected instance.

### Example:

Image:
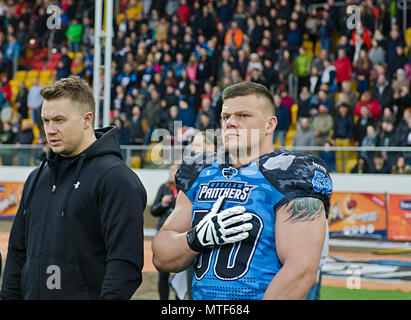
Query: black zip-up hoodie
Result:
<box><xmin>0</xmin><ymin>126</ymin><xmax>147</xmax><ymax>300</ymax></box>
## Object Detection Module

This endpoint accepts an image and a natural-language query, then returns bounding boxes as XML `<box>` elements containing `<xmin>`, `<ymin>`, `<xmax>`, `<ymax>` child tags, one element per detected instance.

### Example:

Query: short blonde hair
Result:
<box><xmin>40</xmin><ymin>76</ymin><xmax>95</xmax><ymax>119</ymax></box>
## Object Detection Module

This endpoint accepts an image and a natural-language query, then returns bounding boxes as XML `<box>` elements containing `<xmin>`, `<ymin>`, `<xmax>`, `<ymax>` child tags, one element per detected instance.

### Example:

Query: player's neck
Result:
<box><xmin>228</xmin><ymin>144</ymin><xmax>274</xmax><ymax>168</ymax></box>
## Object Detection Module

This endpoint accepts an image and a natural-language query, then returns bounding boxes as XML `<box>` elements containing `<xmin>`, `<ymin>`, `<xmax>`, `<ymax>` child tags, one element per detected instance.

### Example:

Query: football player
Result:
<box><xmin>152</xmin><ymin>81</ymin><xmax>332</xmax><ymax>300</ymax></box>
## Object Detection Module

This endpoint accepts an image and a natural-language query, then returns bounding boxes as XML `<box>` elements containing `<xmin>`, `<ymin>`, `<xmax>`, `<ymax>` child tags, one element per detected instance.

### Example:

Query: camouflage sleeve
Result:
<box><xmin>260</xmin><ymin>152</ymin><xmax>333</xmax><ymax>214</ymax></box>
<box><xmin>175</xmin><ymin>152</ymin><xmax>217</xmax><ymax>194</ymax></box>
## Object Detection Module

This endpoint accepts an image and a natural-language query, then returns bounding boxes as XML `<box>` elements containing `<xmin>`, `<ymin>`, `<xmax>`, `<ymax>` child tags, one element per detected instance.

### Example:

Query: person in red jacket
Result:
<box><xmin>334</xmin><ymin>48</ymin><xmax>352</xmax><ymax>90</ymax></box>
<box><xmin>177</xmin><ymin>0</ymin><xmax>190</xmax><ymax>26</ymax></box>
<box><xmin>354</xmin><ymin>91</ymin><xmax>382</xmax><ymax>122</ymax></box>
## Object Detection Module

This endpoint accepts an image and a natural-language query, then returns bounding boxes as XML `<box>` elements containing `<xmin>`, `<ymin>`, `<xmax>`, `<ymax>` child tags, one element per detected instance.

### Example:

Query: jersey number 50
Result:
<box><xmin>312</xmin><ymin>171</ymin><xmax>332</xmax><ymax>195</ymax></box>
<box><xmin>192</xmin><ymin>209</ymin><xmax>263</xmax><ymax>281</ymax></box>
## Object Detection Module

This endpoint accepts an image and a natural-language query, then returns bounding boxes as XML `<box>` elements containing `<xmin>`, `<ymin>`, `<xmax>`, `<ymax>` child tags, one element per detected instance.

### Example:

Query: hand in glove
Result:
<box><xmin>187</xmin><ymin>196</ymin><xmax>253</xmax><ymax>252</ymax></box>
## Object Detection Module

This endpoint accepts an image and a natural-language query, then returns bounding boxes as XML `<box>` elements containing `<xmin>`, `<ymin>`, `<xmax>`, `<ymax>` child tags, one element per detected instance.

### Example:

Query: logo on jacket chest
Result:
<box><xmin>197</xmin><ymin>180</ymin><xmax>257</xmax><ymax>203</ymax></box>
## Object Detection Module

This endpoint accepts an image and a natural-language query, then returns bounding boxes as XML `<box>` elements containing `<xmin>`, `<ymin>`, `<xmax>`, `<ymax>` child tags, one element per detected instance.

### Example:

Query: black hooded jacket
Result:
<box><xmin>1</xmin><ymin>126</ymin><xmax>147</xmax><ymax>300</ymax></box>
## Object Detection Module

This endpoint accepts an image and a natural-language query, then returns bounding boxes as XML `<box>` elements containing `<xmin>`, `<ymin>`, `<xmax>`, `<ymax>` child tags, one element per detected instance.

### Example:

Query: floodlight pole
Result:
<box><xmin>93</xmin><ymin>0</ymin><xmax>113</xmax><ymax>129</ymax></box>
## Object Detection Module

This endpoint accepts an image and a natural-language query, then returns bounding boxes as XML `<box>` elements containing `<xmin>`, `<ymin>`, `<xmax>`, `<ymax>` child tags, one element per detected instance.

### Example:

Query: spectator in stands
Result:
<box><xmin>332</xmin><ymin>103</ymin><xmax>354</xmax><ymax>173</ymax></box>
<box><xmin>287</xmin><ymin>20</ymin><xmax>302</xmax><ymax>57</ymax></box>
<box><xmin>308</xmin><ymin>66</ymin><xmax>321</xmax><ymax>96</ymax></box>
<box><xmin>392</xmin><ymin>68</ymin><xmax>410</xmax><ymax>100</ymax></box>
<box><xmin>0</xmin><ymin>121</ymin><xmax>15</xmax><ymax>165</ymax></box>
<box><xmin>354</xmin><ymin>91</ymin><xmax>381</xmax><ymax>122</ymax></box>
<box><xmin>372</xmin><ymin>73</ymin><xmax>394</xmax><ymax>112</ymax></box>
<box><xmin>376</xmin><ymin>117</ymin><xmax>402</xmax><ymax>166</ymax></box>
<box><xmin>14</xmin><ymin>81</ymin><xmax>28</xmax><ymax>119</ymax></box>
<box><xmin>297</xmin><ymin>86</ymin><xmax>311</xmax><ymax>120</ymax></box>
<box><xmin>277</xmin><ymin>49</ymin><xmax>294</xmax><ymax>88</ymax></box>
<box><xmin>305</xmin><ymin>8</ymin><xmax>319</xmax><ymax>53</ymax></box>
<box><xmin>150</xmin><ymin>163</ymin><xmax>179</xmax><ymax>300</ymax></box>
<box><xmin>15</xmin><ymin>119</ymin><xmax>34</xmax><ymax>166</ymax></box>
<box><xmin>294</xmin><ymin>46</ymin><xmax>311</xmax><ymax>92</ymax></box>
<box><xmin>1</xmin><ymin>74</ymin><xmax>11</xmax><ymax>102</ymax></box>
<box><xmin>311</xmin><ymin>103</ymin><xmax>333</xmax><ymax>147</ymax></box>
<box><xmin>218</xmin><ymin>0</ymin><xmax>233</xmax><ymax>25</ymax></box>
<box><xmin>261</xmin><ymin>57</ymin><xmax>279</xmax><ymax>92</ymax></box>
<box><xmin>293</xmin><ymin>117</ymin><xmax>316</xmax><ymax>152</ymax></box>
<box><xmin>114</xmin><ymin>117</ymin><xmax>130</xmax><ymax>146</ymax></box>
<box><xmin>319</xmin><ymin>9</ymin><xmax>333</xmax><ymax>52</ymax></box>
<box><xmin>371</xmin><ymin>151</ymin><xmax>392</xmax><ymax>174</ymax></box>
<box><xmin>368</xmin><ymin>38</ymin><xmax>385</xmax><ymax>67</ymax></box>
<box><xmin>129</xmin><ymin>105</ymin><xmax>144</xmax><ymax>145</ymax></box>
<box><xmin>195</xmin><ymin>97</ymin><xmax>214</xmax><ymax>129</ymax></box>
<box><xmin>350</xmin><ymin>156</ymin><xmax>371</xmax><ymax>174</ymax></box>
<box><xmin>167</xmin><ymin>105</ymin><xmax>179</xmax><ymax>136</ymax></box>
<box><xmin>353</xmin><ymin>48</ymin><xmax>373</xmax><ymax>97</ymax></box>
<box><xmin>388</xmin><ymin>45</ymin><xmax>408</xmax><ymax>78</ymax></box>
<box><xmin>65</xmin><ymin>18</ymin><xmax>83</xmax><ymax>52</ymax></box>
<box><xmin>177</xmin><ymin>0</ymin><xmax>190</xmax><ymax>26</ymax></box>
<box><xmin>320</xmin><ymin>141</ymin><xmax>336</xmax><ymax>172</ymax></box>
<box><xmin>156</xmin><ymin>99</ymin><xmax>170</xmax><ymax>131</ymax></box>
<box><xmin>340</xmin><ymin>81</ymin><xmax>358</xmax><ymax>112</ymax></box>
<box><xmin>385</xmin><ymin>28</ymin><xmax>406</xmax><ymax>71</ymax></box>
<box><xmin>394</xmin><ymin>85</ymin><xmax>411</xmax><ymax>126</ymax></box>
<box><xmin>143</xmin><ymin>88</ymin><xmax>161</xmax><ymax>144</ymax></box>
<box><xmin>178</xmin><ymin>98</ymin><xmax>196</xmax><ymax>129</ymax></box>
<box><xmin>320</xmin><ymin>58</ymin><xmax>337</xmax><ymax>93</ymax></box>
<box><xmin>27</xmin><ymin>77</ymin><xmax>43</xmax><ymax>126</ymax></box>
<box><xmin>273</xmin><ymin>94</ymin><xmax>290</xmax><ymax>147</ymax></box>
<box><xmin>391</xmin><ymin>156</ymin><xmax>411</xmax><ymax>174</ymax></box>
<box><xmin>71</xmin><ymin>53</ymin><xmax>85</xmax><ymax>78</ymax></box>
<box><xmin>224</xmin><ymin>20</ymin><xmax>243</xmax><ymax>50</ymax></box>
<box><xmin>336</xmin><ymin>35</ymin><xmax>354</xmax><ymax>62</ymax></box>
<box><xmin>334</xmin><ymin>48</ymin><xmax>352</xmax><ymax>91</ymax></box>
<box><xmin>353</xmin><ymin>105</ymin><xmax>374</xmax><ymax>146</ymax></box>
<box><xmin>3</xmin><ymin>34</ymin><xmax>20</xmax><ymax>68</ymax></box>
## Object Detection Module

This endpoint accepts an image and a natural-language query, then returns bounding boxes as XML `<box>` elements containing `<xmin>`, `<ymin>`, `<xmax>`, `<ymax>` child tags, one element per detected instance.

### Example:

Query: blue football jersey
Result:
<box><xmin>175</xmin><ymin>150</ymin><xmax>332</xmax><ymax>300</ymax></box>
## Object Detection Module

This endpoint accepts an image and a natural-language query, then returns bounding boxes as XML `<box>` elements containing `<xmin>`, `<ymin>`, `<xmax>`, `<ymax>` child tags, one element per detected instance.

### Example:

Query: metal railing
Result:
<box><xmin>0</xmin><ymin>144</ymin><xmax>410</xmax><ymax>173</ymax></box>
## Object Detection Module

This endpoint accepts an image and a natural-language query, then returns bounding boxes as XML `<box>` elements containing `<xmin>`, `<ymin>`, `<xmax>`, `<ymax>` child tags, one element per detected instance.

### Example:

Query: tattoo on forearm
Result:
<box><xmin>284</xmin><ymin>198</ymin><xmax>323</xmax><ymax>223</ymax></box>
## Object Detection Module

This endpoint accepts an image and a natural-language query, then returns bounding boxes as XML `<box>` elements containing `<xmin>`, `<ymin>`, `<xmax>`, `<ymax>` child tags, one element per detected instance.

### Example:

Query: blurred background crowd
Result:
<box><xmin>0</xmin><ymin>0</ymin><xmax>410</xmax><ymax>173</ymax></box>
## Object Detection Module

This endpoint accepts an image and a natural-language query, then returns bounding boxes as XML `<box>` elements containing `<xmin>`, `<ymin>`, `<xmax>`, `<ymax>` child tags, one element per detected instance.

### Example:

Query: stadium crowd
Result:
<box><xmin>0</xmin><ymin>0</ymin><xmax>410</xmax><ymax>174</ymax></box>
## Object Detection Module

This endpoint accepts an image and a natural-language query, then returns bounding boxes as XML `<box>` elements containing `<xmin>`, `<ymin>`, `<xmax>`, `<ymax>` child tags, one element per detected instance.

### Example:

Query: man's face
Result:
<box><xmin>221</xmin><ymin>95</ymin><xmax>276</xmax><ymax>156</ymax></box>
<box><xmin>42</xmin><ymin>97</ymin><xmax>88</xmax><ymax>157</ymax></box>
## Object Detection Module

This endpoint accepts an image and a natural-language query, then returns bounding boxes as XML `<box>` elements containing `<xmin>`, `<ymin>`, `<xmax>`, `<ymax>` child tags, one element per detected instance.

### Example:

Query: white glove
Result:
<box><xmin>186</xmin><ymin>196</ymin><xmax>253</xmax><ymax>252</ymax></box>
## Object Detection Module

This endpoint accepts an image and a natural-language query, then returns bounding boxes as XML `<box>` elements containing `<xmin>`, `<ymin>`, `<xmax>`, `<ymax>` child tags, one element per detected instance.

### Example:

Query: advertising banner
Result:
<box><xmin>0</xmin><ymin>182</ymin><xmax>24</xmax><ymax>219</ymax></box>
<box><xmin>387</xmin><ymin>194</ymin><xmax>411</xmax><ymax>241</ymax></box>
<box><xmin>328</xmin><ymin>192</ymin><xmax>387</xmax><ymax>238</ymax></box>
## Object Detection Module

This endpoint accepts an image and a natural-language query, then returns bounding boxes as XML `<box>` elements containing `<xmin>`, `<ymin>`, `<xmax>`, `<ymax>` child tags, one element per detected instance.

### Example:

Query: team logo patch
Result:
<box><xmin>197</xmin><ymin>180</ymin><xmax>257</xmax><ymax>203</ymax></box>
<box><xmin>222</xmin><ymin>167</ymin><xmax>238</xmax><ymax>179</ymax></box>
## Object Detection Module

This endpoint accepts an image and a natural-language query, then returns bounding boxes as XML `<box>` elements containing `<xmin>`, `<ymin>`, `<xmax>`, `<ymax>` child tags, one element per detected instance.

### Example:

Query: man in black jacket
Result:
<box><xmin>0</xmin><ymin>76</ymin><xmax>147</xmax><ymax>300</ymax></box>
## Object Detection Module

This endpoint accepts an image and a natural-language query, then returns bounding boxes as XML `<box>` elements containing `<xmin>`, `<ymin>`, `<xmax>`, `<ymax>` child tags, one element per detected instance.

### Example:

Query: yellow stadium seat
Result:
<box><xmin>291</xmin><ymin>104</ymin><xmax>298</xmax><ymax>128</ymax></box>
<box><xmin>24</xmin><ymin>79</ymin><xmax>34</xmax><ymax>89</ymax></box>
<box><xmin>285</xmin><ymin>129</ymin><xmax>296</xmax><ymax>147</ymax></box>
<box><xmin>27</xmin><ymin>70</ymin><xmax>39</xmax><ymax>78</ymax></box>
<box><xmin>130</xmin><ymin>156</ymin><xmax>141</xmax><ymax>169</ymax></box>
<box><xmin>32</xmin><ymin>124</ymin><xmax>40</xmax><ymax>145</ymax></box>
<box><xmin>14</xmin><ymin>70</ymin><xmax>26</xmax><ymax>81</ymax></box>
<box><xmin>406</xmin><ymin>28</ymin><xmax>411</xmax><ymax>44</ymax></box>
<box><xmin>302</xmin><ymin>40</ymin><xmax>313</xmax><ymax>49</ymax></box>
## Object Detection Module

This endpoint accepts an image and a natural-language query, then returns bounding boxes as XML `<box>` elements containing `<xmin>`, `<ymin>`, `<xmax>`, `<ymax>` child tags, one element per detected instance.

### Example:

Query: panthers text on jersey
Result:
<box><xmin>175</xmin><ymin>150</ymin><xmax>333</xmax><ymax>300</ymax></box>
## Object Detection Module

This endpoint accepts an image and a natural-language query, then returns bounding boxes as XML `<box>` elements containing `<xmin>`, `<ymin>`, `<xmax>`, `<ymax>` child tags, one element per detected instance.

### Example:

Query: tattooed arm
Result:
<box><xmin>263</xmin><ymin>197</ymin><xmax>326</xmax><ymax>300</ymax></box>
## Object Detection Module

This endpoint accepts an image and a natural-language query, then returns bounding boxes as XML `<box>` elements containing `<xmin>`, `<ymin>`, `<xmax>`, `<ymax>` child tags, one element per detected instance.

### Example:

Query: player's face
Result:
<box><xmin>42</xmin><ymin>97</ymin><xmax>88</xmax><ymax>157</ymax></box>
<box><xmin>221</xmin><ymin>95</ymin><xmax>274</xmax><ymax>154</ymax></box>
